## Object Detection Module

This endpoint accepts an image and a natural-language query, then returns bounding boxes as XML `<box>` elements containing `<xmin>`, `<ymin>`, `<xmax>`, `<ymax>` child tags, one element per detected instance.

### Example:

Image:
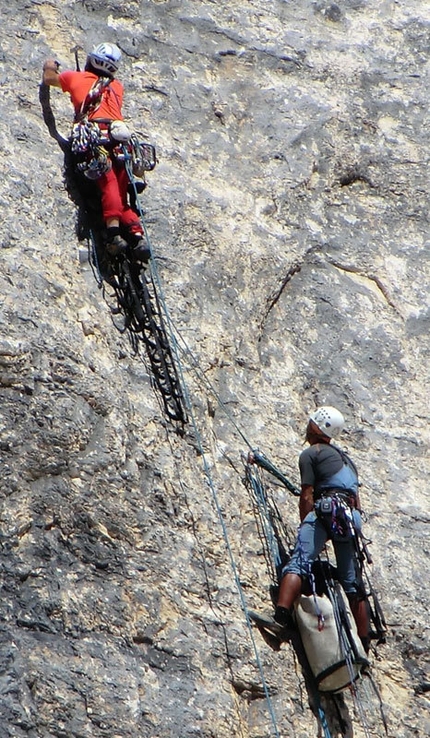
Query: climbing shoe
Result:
<box><xmin>132</xmin><ymin>238</ymin><xmax>151</xmax><ymax>263</ymax></box>
<box><xmin>274</xmin><ymin>605</ymin><xmax>296</xmax><ymax>630</ymax></box>
<box><xmin>360</xmin><ymin>635</ymin><xmax>371</xmax><ymax>655</ymax></box>
<box><xmin>106</xmin><ymin>234</ymin><xmax>128</xmax><ymax>257</ymax></box>
<box><xmin>248</xmin><ymin>610</ymin><xmax>295</xmax><ymax>641</ymax></box>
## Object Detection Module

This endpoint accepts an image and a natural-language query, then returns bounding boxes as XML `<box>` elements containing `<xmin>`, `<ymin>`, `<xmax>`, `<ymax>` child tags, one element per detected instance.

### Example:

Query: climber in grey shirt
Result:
<box><xmin>254</xmin><ymin>406</ymin><xmax>370</xmax><ymax>652</ymax></box>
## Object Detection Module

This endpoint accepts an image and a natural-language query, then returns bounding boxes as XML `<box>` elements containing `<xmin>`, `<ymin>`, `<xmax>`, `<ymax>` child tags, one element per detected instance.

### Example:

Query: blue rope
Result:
<box><xmin>191</xmin><ymin>422</ymin><xmax>282</xmax><ymax>738</ymax></box>
<box><xmin>246</xmin><ymin>465</ymin><xmax>284</xmax><ymax>580</ymax></box>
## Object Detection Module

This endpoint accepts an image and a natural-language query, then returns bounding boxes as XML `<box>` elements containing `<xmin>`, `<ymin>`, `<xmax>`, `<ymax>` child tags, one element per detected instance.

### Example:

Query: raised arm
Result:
<box><xmin>42</xmin><ymin>59</ymin><xmax>61</xmax><ymax>87</ymax></box>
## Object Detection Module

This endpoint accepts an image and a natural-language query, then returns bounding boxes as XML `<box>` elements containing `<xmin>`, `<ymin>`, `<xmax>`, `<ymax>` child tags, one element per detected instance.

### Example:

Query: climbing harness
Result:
<box><xmin>315</xmin><ymin>494</ymin><xmax>355</xmax><ymax>538</ymax></box>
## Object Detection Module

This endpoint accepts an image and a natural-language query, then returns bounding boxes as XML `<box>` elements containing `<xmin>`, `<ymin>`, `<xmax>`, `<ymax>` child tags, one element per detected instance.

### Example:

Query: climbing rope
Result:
<box><xmin>243</xmin><ymin>456</ymin><xmax>295</xmax><ymax>585</ymax></box>
<box><xmin>123</xmin><ymin>157</ymin><xmax>190</xmax><ymax>422</ymax></box>
<box><xmin>175</xmin><ymin>402</ymin><xmax>283</xmax><ymax>735</ymax></box>
<box><xmin>123</xmin><ymin>162</ymin><xmax>284</xmax><ymax>735</ymax></box>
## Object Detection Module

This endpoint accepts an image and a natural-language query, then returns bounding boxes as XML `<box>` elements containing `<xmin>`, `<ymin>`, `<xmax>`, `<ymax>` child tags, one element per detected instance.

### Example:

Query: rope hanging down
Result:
<box><xmin>183</xmin><ymin>408</ymin><xmax>283</xmax><ymax>736</ymax></box>
<box><xmin>243</xmin><ymin>454</ymin><xmax>294</xmax><ymax>586</ymax></box>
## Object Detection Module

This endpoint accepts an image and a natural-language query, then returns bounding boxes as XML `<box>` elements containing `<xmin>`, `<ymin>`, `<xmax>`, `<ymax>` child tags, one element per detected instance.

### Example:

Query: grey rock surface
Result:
<box><xmin>0</xmin><ymin>1</ymin><xmax>429</xmax><ymax>736</ymax></box>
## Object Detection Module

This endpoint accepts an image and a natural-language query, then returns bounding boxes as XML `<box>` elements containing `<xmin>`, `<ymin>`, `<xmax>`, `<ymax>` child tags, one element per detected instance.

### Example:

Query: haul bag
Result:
<box><xmin>295</xmin><ymin>590</ymin><xmax>368</xmax><ymax>693</ymax></box>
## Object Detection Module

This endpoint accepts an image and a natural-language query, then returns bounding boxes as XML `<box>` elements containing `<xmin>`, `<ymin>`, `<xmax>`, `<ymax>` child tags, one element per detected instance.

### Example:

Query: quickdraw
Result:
<box><xmin>71</xmin><ymin>119</ymin><xmax>102</xmax><ymax>154</ymax></box>
<box><xmin>70</xmin><ymin>120</ymin><xmax>112</xmax><ymax>179</ymax></box>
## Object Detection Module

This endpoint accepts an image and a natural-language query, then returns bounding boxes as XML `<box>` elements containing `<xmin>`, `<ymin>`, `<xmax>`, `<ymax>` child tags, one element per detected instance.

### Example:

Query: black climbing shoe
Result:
<box><xmin>249</xmin><ymin>610</ymin><xmax>295</xmax><ymax>642</ymax></box>
<box><xmin>274</xmin><ymin>605</ymin><xmax>296</xmax><ymax>630</ymax></box>
<box><xmin>132</xmin><ymin>238</ymin><xmax>151</xmax><ymax>263</ymax></box>
<box><xmin>106</xmin><ymin>234</ymin><xmax>128</xmax><ymax>257</ymax></box>
<box><xmin>360</xmin><ymin>635</ymin><xmax>371</xmax><ymax>655</ymax></box>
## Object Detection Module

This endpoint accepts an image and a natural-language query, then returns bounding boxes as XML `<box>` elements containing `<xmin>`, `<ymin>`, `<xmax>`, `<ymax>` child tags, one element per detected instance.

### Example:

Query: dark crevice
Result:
<box><xmin>257</xmin><ymin>261</ymin><xmax>302</xmax><ymax>340</ymax></box>
<box><xmin>327</xmin><ymin>259</ymin><xmax>402</xmax><ymax>316</ymax></box>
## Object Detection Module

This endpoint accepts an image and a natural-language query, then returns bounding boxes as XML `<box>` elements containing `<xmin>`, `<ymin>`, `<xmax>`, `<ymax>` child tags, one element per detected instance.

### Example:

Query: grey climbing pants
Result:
<box><xmin>282</xmin><ymin>509</ymin><xmax>363</xmax><ymax>595</ymax></box>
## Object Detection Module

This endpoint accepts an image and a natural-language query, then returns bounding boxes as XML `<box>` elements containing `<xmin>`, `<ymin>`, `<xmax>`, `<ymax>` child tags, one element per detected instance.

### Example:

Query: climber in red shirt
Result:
<box><xmin>43</xmin><ymin>43</ymin><xmax>150</xmax><ymax>262</ymax></box>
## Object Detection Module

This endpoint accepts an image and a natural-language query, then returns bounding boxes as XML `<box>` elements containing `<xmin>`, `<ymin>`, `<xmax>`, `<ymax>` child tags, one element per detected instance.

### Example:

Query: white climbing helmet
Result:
<box><xmin>87</xmin><ymin>43</ymin><xmax>122</xmax><ymax>76</ymax></box>
<box><xmin>309</xmin><ymin>406</ymin><xmax>345</xmax><ymax>439</ymax></box>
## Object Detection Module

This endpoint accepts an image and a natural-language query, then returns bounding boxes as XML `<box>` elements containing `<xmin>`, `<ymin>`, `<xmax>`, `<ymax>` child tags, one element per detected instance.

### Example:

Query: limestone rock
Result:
<box><xmin>0</xmin><ymin>1</ymin><xmax>428</xmax><ymax>737</ymax></box>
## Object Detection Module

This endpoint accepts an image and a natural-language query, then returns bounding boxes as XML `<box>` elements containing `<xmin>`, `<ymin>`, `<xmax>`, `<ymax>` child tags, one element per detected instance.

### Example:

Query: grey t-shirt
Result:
<box><xmin>299</xmin><ymin>443</ymin><xmax>354</xmax><ymax>491</ymax></box>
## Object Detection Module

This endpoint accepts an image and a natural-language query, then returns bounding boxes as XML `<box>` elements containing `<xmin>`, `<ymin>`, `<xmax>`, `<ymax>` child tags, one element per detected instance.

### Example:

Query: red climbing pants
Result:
<box><xmin>96</xmin><ymin>159</ymin><xmax>142</xmax><ymax>232</ymax></box>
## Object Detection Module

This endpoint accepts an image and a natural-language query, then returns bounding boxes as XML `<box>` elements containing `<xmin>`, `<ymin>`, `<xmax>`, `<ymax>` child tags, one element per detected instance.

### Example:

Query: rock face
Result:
<box><xmin>0</xmin><ymin>1</ymin><xmax>429</xmax><ymax>736</ymax></box>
